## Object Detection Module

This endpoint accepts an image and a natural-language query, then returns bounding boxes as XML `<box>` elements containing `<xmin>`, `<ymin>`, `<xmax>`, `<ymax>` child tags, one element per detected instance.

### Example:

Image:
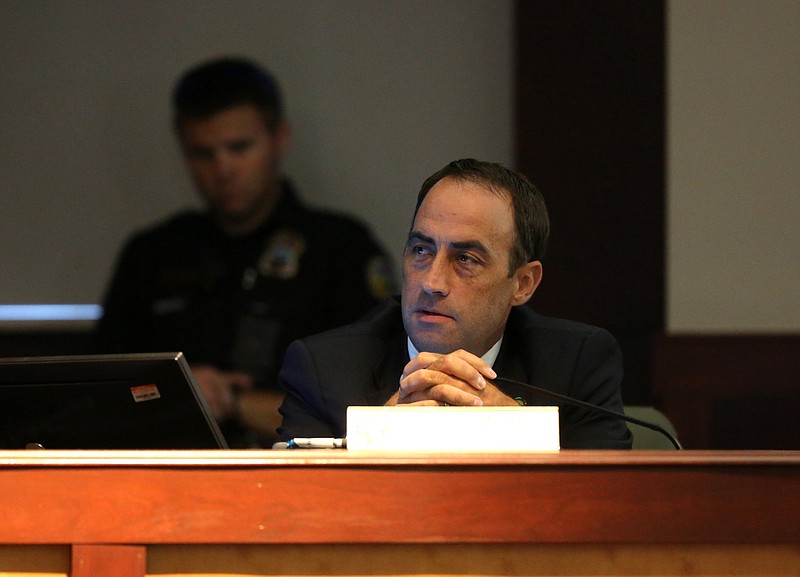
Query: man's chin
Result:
<box><xmin>215</xmin><ymin>204</ymin><xmax>250</xmax><ymax>220</ymax></box>
<box><xmin>214</xmin><ymin>208</ymin><xmax>262</xmax><ymax>234</ymax></box>
<box><xmin>408</xmin><ymin>331</ymin><xmax>458</xmax><ymax>355</ymax></box>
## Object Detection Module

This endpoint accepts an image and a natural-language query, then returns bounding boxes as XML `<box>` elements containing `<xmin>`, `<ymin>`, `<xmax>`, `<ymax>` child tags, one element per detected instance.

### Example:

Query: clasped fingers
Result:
<box><xmin>402</xmin><ymin>349</ymin><xmax>496</xmax><ymax>390</ymax></box>
<box><xmin>398</xmin><ymin>367</ymin><xmax>484</xmax><ymax>406</ymax></box>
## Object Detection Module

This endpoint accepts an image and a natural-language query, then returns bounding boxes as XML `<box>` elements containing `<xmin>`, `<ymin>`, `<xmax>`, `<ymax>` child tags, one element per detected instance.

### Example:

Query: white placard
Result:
<box><xmin>346</xmin><ymin>405</ymin><xmax>559</xmax><ymax>452</ymax></box>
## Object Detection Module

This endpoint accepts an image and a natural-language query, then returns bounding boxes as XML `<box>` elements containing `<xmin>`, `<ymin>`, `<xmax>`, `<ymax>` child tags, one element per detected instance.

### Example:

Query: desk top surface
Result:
<box><xmin>2</xmin><ymin>448</ymin><xmax>799</xmax><ymax>467</ymax></box>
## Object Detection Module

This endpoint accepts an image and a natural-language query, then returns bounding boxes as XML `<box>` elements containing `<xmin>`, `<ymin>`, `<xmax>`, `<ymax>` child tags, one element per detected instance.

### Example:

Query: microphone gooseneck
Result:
<box><xmin>492</xmin><ymin>376</ymin><xmax>683</xmax><ymax>450</ymax></box>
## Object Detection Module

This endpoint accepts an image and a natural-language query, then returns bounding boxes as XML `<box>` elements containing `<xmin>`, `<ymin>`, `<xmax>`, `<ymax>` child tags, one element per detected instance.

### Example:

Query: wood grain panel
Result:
<box><xmin>653</xmin><ymin>334</ymin><xmax>800</xmax><ymax>449</ymax></box>
<box><xmin>1</xmin><ymin>451</ymin><xmax>798</xmax><ymax>545</ymax></box>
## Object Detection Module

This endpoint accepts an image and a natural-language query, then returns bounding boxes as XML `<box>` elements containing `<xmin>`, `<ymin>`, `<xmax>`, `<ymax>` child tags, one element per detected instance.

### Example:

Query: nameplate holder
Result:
<box><xmin>346</xmin><ymin>405</ymin><xmax>559</xmax><ymax>451</ymax></box>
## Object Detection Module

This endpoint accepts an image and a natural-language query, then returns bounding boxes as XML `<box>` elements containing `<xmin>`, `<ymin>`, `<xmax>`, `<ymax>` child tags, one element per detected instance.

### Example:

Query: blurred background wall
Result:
<box><xmin>0</xmin><ymin>0</ymin><xmax>513</xmax><ymax>308</ymax></box>
<box><xmin>1</xmin><ymin>0</ymin><xmax>798</xmax><ymax>447</ymax></box>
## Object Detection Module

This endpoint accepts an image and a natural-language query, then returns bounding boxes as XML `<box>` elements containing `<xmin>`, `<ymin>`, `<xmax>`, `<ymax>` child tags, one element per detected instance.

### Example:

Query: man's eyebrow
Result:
<box><xmin>406</xmin><ymin>231</ymin><xmax>489</xmax><ymax>255</ymax></box>
<box><xmin>227</xmin><ymin>136</ymin><xmax>255</xmax><ymax>147</ymax></box>
<box><xmin>450</xmin><ymin>239</ymin><xmax>489</xmax><ymax>255</ymax></box>
<box><xmin>406</xmin><ymin>230</ymin><xmax>434</xmax><ymax>245</ymax></box>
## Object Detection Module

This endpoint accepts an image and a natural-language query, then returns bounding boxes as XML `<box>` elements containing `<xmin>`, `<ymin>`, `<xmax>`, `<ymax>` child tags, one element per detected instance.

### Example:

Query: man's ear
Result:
<box><xmin>511</xmin><ymin>261</ymin><xmax>543</xmax><ymax>306</ymax></box>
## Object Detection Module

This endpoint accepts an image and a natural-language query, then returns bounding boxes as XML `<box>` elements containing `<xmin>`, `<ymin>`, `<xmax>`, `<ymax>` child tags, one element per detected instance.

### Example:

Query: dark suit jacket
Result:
<box><xmin>278</xmin><ymin>298</ymin><xmax>632</xmax><ymax>449</ymax></box>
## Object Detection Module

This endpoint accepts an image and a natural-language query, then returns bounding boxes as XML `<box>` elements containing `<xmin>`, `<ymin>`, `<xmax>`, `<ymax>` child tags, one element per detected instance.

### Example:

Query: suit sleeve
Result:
<box><xmin>277</xmin><ymin>339</ymin><xmax>340</xmax><ymax>441</ymax></box>
<box><xmin>559</xmin><ymin>327</ymin><xmax>633</xmax><ymax>449</ymax></box>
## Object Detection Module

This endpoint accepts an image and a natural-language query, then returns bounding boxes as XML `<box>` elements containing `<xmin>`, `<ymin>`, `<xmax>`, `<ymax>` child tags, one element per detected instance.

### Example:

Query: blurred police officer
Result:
<box><xmin>96</xmin><ymin>57</ymin><xmax>394</xmax><ymax>447</ymax></box>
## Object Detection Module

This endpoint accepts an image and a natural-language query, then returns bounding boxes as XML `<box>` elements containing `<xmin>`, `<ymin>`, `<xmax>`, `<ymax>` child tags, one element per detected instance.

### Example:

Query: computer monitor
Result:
<box><xmin>0</xmin><ymin>352</ymin><xmax>228</xmax><ymax>449</ymax></box>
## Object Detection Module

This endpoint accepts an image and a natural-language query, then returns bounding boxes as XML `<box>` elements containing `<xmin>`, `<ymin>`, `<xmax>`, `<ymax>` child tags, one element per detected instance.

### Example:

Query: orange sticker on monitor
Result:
<box><xmin>131</xmin><ymin>384</ymin><xmax>161</xmax><ymax>403</ymax></box>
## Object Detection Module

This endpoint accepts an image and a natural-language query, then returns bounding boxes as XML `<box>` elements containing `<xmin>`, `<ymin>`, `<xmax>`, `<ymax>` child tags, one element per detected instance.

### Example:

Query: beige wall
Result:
<box><xmin>667</xmin><ymin>0</ymin><xmax>800</xmax><ymax>332</ymax></box>
<box><xmin>0</xmin><ymin>0</ymin><xmax>513</xmax><ymax>307</ymax></box>
<box><xmin>2</xmin><ymin>0</ymin><xmax>798</xmax><ymax>333</ymax></box>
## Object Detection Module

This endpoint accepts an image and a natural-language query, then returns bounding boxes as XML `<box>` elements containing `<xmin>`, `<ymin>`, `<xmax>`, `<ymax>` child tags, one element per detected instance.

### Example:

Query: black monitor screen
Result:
<box><xmin>0</xmin><ymin>352</ymin><xmax>228</xmax><ymax>449</ymax></box>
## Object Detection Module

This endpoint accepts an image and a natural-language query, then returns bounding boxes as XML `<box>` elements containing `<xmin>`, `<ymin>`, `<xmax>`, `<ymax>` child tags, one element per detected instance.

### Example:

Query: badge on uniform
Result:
<box><xmin>258</xmin><ymin>230</ymin><xmax>306</xmax><ymax>280</ymax></box>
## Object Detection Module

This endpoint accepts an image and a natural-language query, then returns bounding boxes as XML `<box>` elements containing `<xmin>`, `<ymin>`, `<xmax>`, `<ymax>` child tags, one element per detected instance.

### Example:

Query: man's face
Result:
<box><xmin>179</xmin><ymin>103</ymin><xmax>289</xmax><ymax>235</ymax></box>
<box><xmin>401</xmin><ymin>177</ymin><xmax>540</xmax><ymax>356</ymax></box>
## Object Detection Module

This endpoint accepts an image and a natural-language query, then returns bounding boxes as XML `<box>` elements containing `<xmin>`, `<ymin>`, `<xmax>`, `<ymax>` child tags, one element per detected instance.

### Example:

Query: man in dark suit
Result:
<box><xmin>278</xmin><ymin>159</ymin><xmax>632</xmax><ymax>449</ymax></box>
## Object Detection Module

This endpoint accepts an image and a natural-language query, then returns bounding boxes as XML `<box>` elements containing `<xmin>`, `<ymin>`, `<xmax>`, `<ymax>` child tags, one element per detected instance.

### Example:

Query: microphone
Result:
<box><xmin>492</xmin><ymin>376</ymin><xmax>682</xmax><ymax>450</ymax></box>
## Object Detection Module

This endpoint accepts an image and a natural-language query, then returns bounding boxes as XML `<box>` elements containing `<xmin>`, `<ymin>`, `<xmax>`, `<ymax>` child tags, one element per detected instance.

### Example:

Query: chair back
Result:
<box><xmin>624</xmin><ymin>406</ymin><xmax>679</xmax><ymax>450</ymax></box>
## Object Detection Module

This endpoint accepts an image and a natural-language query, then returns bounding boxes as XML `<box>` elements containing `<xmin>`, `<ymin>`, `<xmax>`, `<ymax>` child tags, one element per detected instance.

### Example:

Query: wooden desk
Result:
<box><xmin>1</xmin><ymin>450</ymin><xmax>798</xmax><ymax>576</ymax></box>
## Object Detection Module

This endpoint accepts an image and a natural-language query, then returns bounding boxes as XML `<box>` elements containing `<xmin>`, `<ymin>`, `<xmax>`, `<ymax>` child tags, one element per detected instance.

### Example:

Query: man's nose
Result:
<box><xmin>421</xmin><ymin>254</ymin><xmax>450</xmax><ymax>296</ymax></box>
<box><xmin>212</xmin><ymin>152</ymin><xmax>236</xmax><ymax>179</ymax></box>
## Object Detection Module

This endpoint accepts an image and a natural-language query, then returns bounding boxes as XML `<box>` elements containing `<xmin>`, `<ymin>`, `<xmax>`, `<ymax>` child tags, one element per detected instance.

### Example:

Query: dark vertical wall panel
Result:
<box><xmin>515</xmin><ymin>1</ymin><xmax>665</xmax><ymax>403</ymax></box>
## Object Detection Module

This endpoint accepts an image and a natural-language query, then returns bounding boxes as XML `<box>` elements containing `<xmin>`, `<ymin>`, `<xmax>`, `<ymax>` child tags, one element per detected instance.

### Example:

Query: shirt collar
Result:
<box><xmin>407</xmin><ymin>337</ymin><xmax>503</xmax><ymax>368</ymax></box>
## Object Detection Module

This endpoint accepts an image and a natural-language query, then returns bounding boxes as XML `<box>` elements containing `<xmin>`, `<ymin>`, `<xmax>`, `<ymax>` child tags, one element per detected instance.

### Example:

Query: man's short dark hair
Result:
<box><xmin>412</xmin><ymin>159</ymin><xmax>550</xmax><ymax>274</ymax></box>
<box><xmin>172</xmin><ymin>56</ymin><xmax>283</xmax><ymax>130</ymax></box>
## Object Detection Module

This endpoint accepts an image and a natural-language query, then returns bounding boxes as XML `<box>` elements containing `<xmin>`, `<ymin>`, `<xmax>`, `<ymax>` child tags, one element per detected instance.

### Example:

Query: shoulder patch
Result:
<box><xmin>366</xmin><ymin>256</ymin><xmax>395</xmax><ymax>301</ymax></box>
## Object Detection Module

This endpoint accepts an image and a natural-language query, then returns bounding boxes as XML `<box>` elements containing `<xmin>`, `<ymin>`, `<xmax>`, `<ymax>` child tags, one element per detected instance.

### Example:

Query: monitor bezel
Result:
<box><xmin>0</xmin><ymin>352</ymin><xmax>228</xmax><ymax>449</ymax></box>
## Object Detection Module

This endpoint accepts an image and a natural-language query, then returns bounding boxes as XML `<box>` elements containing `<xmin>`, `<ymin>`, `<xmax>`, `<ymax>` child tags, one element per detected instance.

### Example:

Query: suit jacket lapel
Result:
<box><xmin>493</xmin><ymin>340</ymin><xmax>527</xmax><ymax>383</ymax></box>
<box><xmin>368</xmin><ymin>332</ymin><xmax>409</xmax><ymax>405</ymax></box>
<box><xmin>491</xmin><ymin>321</ymin><xmax>533</xmax><ymax>400</ymax></box>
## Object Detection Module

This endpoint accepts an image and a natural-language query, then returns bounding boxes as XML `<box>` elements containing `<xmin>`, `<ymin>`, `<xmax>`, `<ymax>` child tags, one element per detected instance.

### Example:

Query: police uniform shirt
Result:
<box><xmin>95</xmin><ymin>179</ymin><xmax>395</xmax><ymax>391</ymax></box>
